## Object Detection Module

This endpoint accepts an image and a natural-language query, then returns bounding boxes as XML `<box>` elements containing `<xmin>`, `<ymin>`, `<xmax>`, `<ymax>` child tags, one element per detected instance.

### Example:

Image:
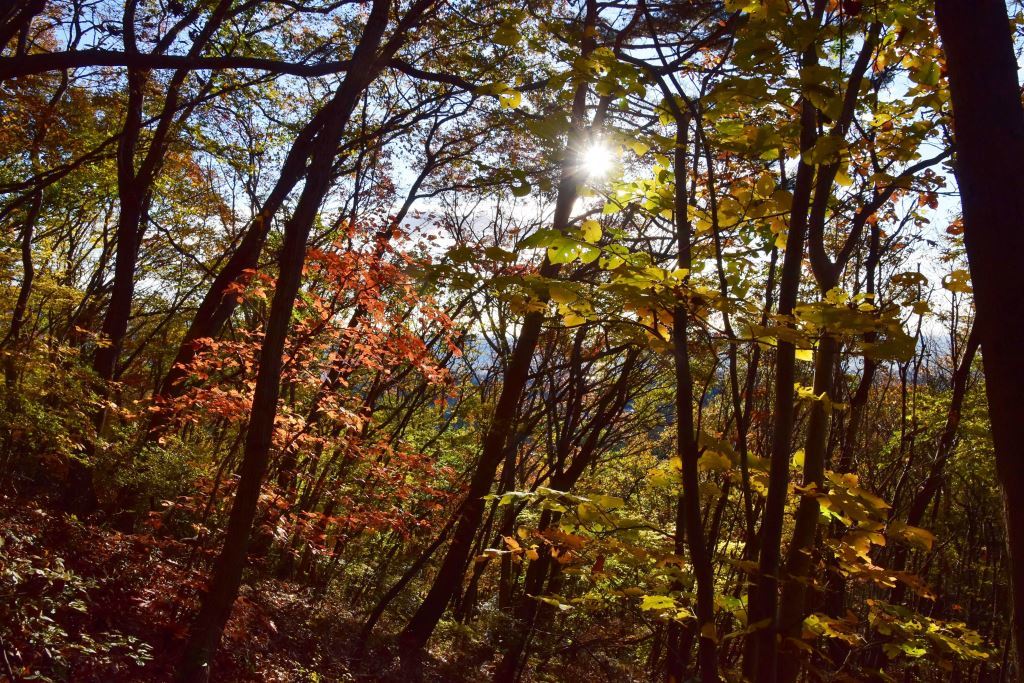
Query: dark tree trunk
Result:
<box><xmin>145</xmin><ymin>112</ymin><xmax>328</xmax><ymax>436</ymax></box>
<box><xmin>0</xmin><ymin>0</ymin><xmax>46</xmax><ymax>56</ymax></box>
<box><xmin>96</xmin><ymin>0</ymin><xmax>233</xmax><ymax>393</ymax></box>
<box><xmin>935</xmin><ymin>0</ymin><xmax>1024</xmax><ymax>676</ymax></box>
<box><xmin>396</xmin><ymin>10</ymin><xmax>594</xmax><ymax>653</ymax></box>
<box><xmin>745</xmin><ymin>92</ymin><xmax>817</xmax><ymax>683</ymax></box>
<box><xmin>3</xmin><ymin>190</ymin><xmax>42</xmax><ymax>392</ymax></box>
<box><xmin>775</xmin><ymin>334</ymin><xmax>837</xmax><ymax>674</ymax></box>
<box><xmin>889</xmin><ymin>325</ymin><xmax>979</xmax><ymax>606</ymax></box>
<box><xmin>668</xmin><ymin>120</ymin><xmax>718</xmax><ymax>683</ymax></box>
<box><xmin>493</xmin><ymin>344</ymin><xmax>637</xmax><ymax>681</ymax></box>
<box><xmin>93</xmin><ymin>68</ymin><xmax>146</xmax><ymax>387</ymax></box>
<box><xmin>175</xmin><ymin>3</ymin><xmax>396</xmax><ymax>679</ymax></box>
<box><xmin>397</xmin><ymin>305</ymin><xmax>549</xmax><ymax>657</ymax></box>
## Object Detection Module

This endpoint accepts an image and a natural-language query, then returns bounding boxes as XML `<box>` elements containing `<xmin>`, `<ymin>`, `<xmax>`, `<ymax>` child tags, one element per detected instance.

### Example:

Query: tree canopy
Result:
<box><xmin>0</xmin><ymin>1</ymin><xmax>1020</xmax><ymax>681</ymax></box>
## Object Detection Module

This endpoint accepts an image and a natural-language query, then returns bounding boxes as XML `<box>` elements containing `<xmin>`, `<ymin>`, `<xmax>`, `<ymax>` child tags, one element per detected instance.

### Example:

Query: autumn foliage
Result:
<box><xmin>0</xmin><ymin>1</ymin><xmax>1020</xmax><ymax>682</ymax></box>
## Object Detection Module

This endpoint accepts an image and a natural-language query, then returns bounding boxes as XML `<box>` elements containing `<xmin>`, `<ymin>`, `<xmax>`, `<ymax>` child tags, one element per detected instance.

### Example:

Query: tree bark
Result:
<box><xmin>745</xmin><ymin>89</ymin><xmax>818</xmax><ymax>683</ymax></box>
<box><xmin>668</xmin><ymin>119</ymin><xmax>718</xmax><ymax>683</ymax></box>
<box><xmin>935</xmin><ymin>0</ymin><xmax>1024</xmax><ymax>676</ymax></box>
<box><xmin>395</xmin><ymin>5</ymin><xmax>595</xmax><ymax>655</ymax></box>
<box><xmin>175</xmin><ymin>3</ymin><xmax>396</xmax><ymax>679</ymax></box>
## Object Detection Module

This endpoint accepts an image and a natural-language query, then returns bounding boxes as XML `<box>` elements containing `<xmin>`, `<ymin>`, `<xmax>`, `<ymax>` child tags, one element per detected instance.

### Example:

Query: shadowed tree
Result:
<box><xmin>935</xmin><ymin>0</ymin><xmax>1024</xmax><ymax>675</ymax></box>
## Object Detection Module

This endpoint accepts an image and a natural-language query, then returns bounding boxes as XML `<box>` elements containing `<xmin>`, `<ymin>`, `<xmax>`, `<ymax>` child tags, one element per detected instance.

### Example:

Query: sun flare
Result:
<box><xmin>580</xmin><ymin>143</ymin><xmax>615</xmax><ymax>178</ymax></box>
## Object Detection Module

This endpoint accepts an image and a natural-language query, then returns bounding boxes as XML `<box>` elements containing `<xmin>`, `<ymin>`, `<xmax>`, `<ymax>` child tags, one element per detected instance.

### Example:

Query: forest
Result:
<box><xmin>2</xmin><ymin>0</ymin><xmax>1024</xmax><ymax>681</ymax></box>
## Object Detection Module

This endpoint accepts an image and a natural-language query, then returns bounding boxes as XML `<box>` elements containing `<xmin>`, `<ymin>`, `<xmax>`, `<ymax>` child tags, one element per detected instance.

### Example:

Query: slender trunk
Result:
<box><xmin>146</xmin><ymin>111</ymin><xmax>329</xmax><ymax>435</ymax></box>
<box><xmin>494</xmin><ymin>508</ymin><xmax>558</xmax><ymax>682</ymax></box>
<box><xmin>820</xmin><ymin>224</ymin><xmax>881</xmax><ymax>664</ymax></box>
<box><xmin>397</xmin><ymin>14</ymin><xmax>594</xmax><ymax>653</ymax></box>
<box><xmin>776</xmin><ymin>334</ymin><xmax>838</xmax><ymax>681</ymax></box>
<box><xmin>97</xmin><ymin>0</ymin><xmax>231</xmax><ymax>395</ymax></box>
<box><xmin>889</xmin><ymin>326</ymin><xmax>979</xmax><ymax>605</ymax></box>
<box><xmin>665</xmin><ymin>487</ymin><xmax>691</xmax><ymax>683</ymax></box>
<box><xmin>63</xmin><ymin>66</ymin><xmax>149</xmax><ymax>515</ymax></box>
<box><xmin>497</xmin><ymin>439</ymin><xmax>520</xmax><ymax>612</ymax></box>
<box><xmin>175</xmin><ymin>4</ymin><xmax>395</xmax><ymax>679</ymax></box>
<box><xmin>669</xmin><ymin>120</ymin><xmax>718</xmax><ymax>682</ymax></box>
<box><xmin>356</xmin><ymin>511</ymin><xmax>459</xmax><ymax>651</ymax></box>
<box><xmin>0</xmin><ymin>0</ymin><xmax>46</xmax><ymax>58</ymax></box>
<box><xmin>494</xmin><ymin>349</ymin><xmax>637</xmax><ymax>681</ymax></box>
<box><xmin>746</xmin><ymin>95</ymin><xmax>817</xmax><ymax>683</ymax></box>
<box><xmin>93</xmin><ymin>67</ymin><xmax>146</xmax><ymax>387</ymax></box>
<box><xmin>399</xmin><ymin>308</ymin><xmax>549</xmax><ymax>656</ymax></box>
<box><xmin>3</xmin><ymin>190</ymin><xmax>42</xmax><ymax>392</ymax></box>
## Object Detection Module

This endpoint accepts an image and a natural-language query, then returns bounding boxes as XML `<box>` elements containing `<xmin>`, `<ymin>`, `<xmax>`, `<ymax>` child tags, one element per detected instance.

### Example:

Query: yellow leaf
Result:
<box><xmin>499</xmin><ymin>89</ymin><xmax>522</xmax><ymax>109</ymax></box>
<box><xmin>942</xmin><ymin>269</ymin><xmax>972</xmax><ymax>293</ymax></box>
<box><xmin>628</xmin><ymin>140</ymin><xmax>650</xmax><ymax>156</ymax></box>
<box><xmin>835</xmin><ymin>166</ymin><xmax>853</xmax><ymax>186</ymax></box>
<box><xmin>591</xmin><ymin>494</ymin><xmax>625</xmax><ymax>510</ymax></box>
<box><xmin>562</xmin><ymin>312</ymin><xmax>586</xmax><ymax>327</ymax></box>
<box><xmin>580</xmin><ymin>219</ymin><xmax>602</xmax><ymax>242</ymax></box>
<box><xmin>755</xmin><ymin>173</ymin><xmax>775</xmax><ymax>198</ymax></box>
<box><xmin>549</xmin><ymin>284</ymin><xmax>575</xmax><ymax>304</ymax></box>
<box><xmin>698</xmin><ymin>451</ymin><xmax>733</xmax><ymax>472</ymax></box>
<box><xmin>891</xmin><ymin>522</ymin><xmax>936</xmax><ymax>551</ymax></box>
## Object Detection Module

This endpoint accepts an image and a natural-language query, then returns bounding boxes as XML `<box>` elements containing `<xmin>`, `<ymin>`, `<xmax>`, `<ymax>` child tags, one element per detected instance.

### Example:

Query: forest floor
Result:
<box><xmin>0</xmin><ymin>490</ymin><xmax>485</xmax><ymax>683</ymax></box>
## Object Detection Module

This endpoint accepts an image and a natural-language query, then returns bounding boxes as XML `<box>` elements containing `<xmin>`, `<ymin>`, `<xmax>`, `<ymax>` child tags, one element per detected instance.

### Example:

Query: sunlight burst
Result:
<box><xmin>580</xmin><ymin>142</ymin><xmax>615</xmax><ymax>179</ymax></box>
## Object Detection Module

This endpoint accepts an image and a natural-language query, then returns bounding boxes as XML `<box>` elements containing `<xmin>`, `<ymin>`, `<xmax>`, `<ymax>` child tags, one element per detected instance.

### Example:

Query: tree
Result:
<box><xmin>397</xmin><ymin>2</ymin><xmax>600</xmax><ymax>657</ymax></box>
<box><xmin>0</xmin><ymin>1</ymin><xmax>1017</xmax><ymax>680</ymax></box>
<box><xmin>935</xmin><ymin>0</ymin><xmax>1024</xmax><ymax>674</ymax></box>
<box><xmin>175</xmin><ymin>2</ymin><xmax>439</xmax><ymax>678</ymax></box>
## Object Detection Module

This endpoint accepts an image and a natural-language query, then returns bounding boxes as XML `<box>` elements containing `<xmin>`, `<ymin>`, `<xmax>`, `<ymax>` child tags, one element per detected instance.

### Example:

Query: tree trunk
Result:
<box><xmin>889</xmin><ymin>325</ymin><xmax>979</xmax><ymax>606</ymax></box>
<box><xmin>668</xmin><ymin>120</ymin><xmax>718</xmax><ymax>683</ymax></box>
<box><xmin>745</xmin><ymin>93</ymin><xmax>817</xmax><ymax>683</ymax></box>
<box><xmin>3</xmin><ymin>190</ymin><xmax>42</xmax><ymax>393</ymax></box>
<box><xmin>175</xmin><ymin>3</ymin><xmax>395</xmax><ymax>679</ymax></box>
<box><xmin>776</xmin><ymin>334</ymin><xmax>838</xmax><ymax>681</ymax></box>
<box><xmin>397</xmin><ymin>305</ymin><xmax>549</xmax><ymax>657</ymax></box>
<box><xmin>935</xmin><ymin>0</ymin><xmax>1024</xmax><ymax>676</ymax></box>
<box><xmin>145</xmin><ymin>112</ymin><xmax>328</xmax><ymax>436</ymax></box>
<box><xmin>396</xmin><ymin>12</ymin><xmax>594</xmax><ymax>653</ymax></box>
<box><xmin>93</xmin><ymin>67</ymin><xmax>146</xmax><ymax>387</ymax></box>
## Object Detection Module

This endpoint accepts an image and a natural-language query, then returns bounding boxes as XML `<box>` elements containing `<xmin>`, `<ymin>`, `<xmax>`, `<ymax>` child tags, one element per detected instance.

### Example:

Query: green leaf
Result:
<box><xmin>889</xmin><ymin>522</ymin><xmax>935</xmax><ymax>551</ymax></box>
<box><xmin>627</xmin><ymin>140</ymin><xmax>650</xmax><ymax>156</ymax></box>
<box><xmin>602</xmin><ymin>200</ymin><xmax>624</xmax><ymax>215</ymax></box>
<box><xmin>447</xmin><ymin>246</ymin><xmax>474</xmax><ymax>263</ymax></box>
<box><xmin>520</xmin><ymin>229</ymin><xmax>561</xmax><ymax>249</ymax></box>
<box><xmin>493</xmin><ymin>21</ymin><xmax>521</xmax><ymax>46</ymax></box>
<box><xmin>547</xmin><ymin>238</ymin><xmax>580</xmax><ymax>264</ymax></box>
<box><xmin>639</xmin><ymin>595</ymin><xmax>677</xmax><ymax>611</ymax></box>
<box><xmin>590</xmin><ymin>494</ymin><xmax>625</xmax><ymax>510</ymax></box>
